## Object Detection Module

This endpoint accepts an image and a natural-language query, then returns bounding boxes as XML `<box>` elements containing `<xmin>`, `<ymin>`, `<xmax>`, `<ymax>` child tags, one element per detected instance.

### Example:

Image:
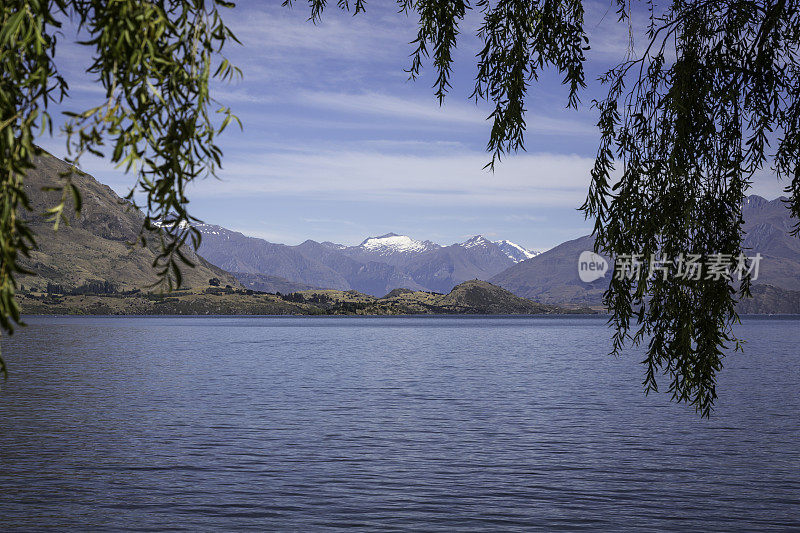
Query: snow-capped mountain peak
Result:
<box><xmin>454</xmin><ymin>235</ymin><xmax>540</xmax><ymax>263</ymax></box>
<box><xmin>493</xmin><ymin>239</ymin><xmax>541</xmax><ymax>262</ymax></box>
<box><xmin>359</xmin><ymin>233</ymin><xmax>438</xmax><ymax>255</ymax></box>
<box><xmin>460</xmin><ymin>235</ymin><xmax>493</xmax><ymax>249</ymax></box>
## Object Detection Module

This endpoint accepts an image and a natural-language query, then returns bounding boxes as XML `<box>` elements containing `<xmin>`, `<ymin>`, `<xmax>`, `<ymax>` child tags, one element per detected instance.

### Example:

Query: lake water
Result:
<box><xmin>0</xmin><ymin>315</ymin><xmax>798</xmax><ymax>531</ymax></box>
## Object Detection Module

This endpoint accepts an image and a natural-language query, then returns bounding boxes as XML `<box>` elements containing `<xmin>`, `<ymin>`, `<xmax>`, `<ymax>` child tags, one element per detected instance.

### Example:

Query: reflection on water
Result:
<box><xmin>1</xmin><ymin>316</ymin><xmax>798</xmax><ymax>530</ymax></box>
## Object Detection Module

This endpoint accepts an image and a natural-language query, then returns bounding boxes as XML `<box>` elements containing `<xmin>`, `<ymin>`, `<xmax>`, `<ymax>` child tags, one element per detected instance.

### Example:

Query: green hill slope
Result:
<box><xmin>19</xmin><ymin>279</ymin><xmax>595</xmax><ymax>315</ymax></box>
<box><xmin>17</xmin><ymin>151</ymin><xmax>237</xmax><ymax>292</ymax></box>
<box><xmin>436</xmin><ymin>280</ymin><xmax>555</xmax><ymax>314</ymax></box>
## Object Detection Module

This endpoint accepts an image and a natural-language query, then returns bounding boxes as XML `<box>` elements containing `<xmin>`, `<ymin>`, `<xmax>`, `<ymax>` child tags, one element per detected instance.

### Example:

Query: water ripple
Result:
<box><xmin>0</xmin><ymin>316</ymin><xmax>798</xmax><ymax>531</ymax></box>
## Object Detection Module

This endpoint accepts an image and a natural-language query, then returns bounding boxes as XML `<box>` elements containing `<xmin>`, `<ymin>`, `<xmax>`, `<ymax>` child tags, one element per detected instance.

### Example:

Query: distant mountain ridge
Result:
<box><xmin>490</xmin><ymin>195</ymin><xmax>800</xmax><ymax>309</ymax></box>
<box><xmin>196</xmin><ymin>225</ymin><xmax>541</xmax><ymax>296</ymax></box>
<box><xmin>18</xmin><ymin>155</ymin><xmax>799</xmax><ymax>314</ymax></box>
<box><xmin>197</xmin><ymin>196</ymin><xmax>799</xmax><ymax>310</ymax></box>
<box><xmin>18</xmin><ymin>152</ymin><xmax>237</xmax><ymax>292</ymax></box>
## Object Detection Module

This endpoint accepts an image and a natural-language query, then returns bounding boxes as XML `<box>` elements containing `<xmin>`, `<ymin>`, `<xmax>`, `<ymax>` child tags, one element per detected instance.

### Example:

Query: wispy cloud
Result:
<box><xmin>228</xmin><ymin>3</ymin><xmax>410</xmax><ymax>58</ymax></box>
<box><xmin>300</xmin><ymin>91</ymin><xmax>485</xmax><ymax>125</ymax></box>
<box><xmin>34</xmin><ymin>1</ymin><xmax>628</xmax><ymax>249</ymax></box>
<box><xmin>221</xmin><ymin>2</ymin><xmax>415</xmax><ymax>87</ymax></box>
<box><xmin>190</xmin><ymin>145</ymin><xmax>595</xmax><ymax>209</ymax></box>
<box><xmin>504</xmin><ymin>214</ymin><xmax>548</xmax><ymax>223</ymax></box>
<box><xmin>298</xmin><ymin>91</ymin><xmax>597</xmax><ymax>135</ymax></box>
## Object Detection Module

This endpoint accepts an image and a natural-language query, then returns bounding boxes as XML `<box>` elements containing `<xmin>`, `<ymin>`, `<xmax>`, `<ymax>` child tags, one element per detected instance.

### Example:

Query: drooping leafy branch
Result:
<box><xmin>0</xmin><ymin>0</ymin><xmax>240</xmax><ymax>379</ymax></box>
<box><xmin>582</xmin><ymin>0</ymin><xmax>800</xmax><ymax>416</ymax></box>
<box><xmin>2</xmin><ymin>0</ymin><xmax>798</xmax><ymax>415</ymax></box>
<box><xmin>298</xmin><ymin>0</ymin><xmax>799</xmax><ymax>415</ymax></box>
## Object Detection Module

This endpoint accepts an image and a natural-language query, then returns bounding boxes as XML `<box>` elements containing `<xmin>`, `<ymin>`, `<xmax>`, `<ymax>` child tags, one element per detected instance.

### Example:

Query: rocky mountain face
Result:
<box><xmin>741</xmin><ymin>196</ymin><xmax>800</xmax><ymax>291</ymax></box>
<box><xmin>194</xmin><ymin>225</ymin><xmax>351</xmax><ymax>290</ymax></box>
<box><xmin>490</xmin><ymin>234</ymin><xmax>609</xmax><ymax>306</ymax></box>
<box><xmin>397</xmin><ymin>243</ymin><xmax>511</xmax><ymax>293</ymax></box>
<box><xmin>197</xmin><ymin>226</ymin><xmax>539</xmax><ymax>296</ymax></box>
<box><xmin>495</xmin><ymin>239</ymin><xmax>541</xmax><ymax>262</ymax></box>
<box><xmin>490</xmin><ymin>196</ymin><xmax>800</xmax><ymax>310</ymax></box>
<box><xmin>18</xmin><ymin>152</ymin><xmax>237</xmax><ymax>292</ymax></box>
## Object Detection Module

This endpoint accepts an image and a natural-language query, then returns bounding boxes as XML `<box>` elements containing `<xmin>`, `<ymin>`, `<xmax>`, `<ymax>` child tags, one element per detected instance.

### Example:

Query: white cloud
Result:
<box><xmin>228</xmin><ymin>4</ymin><xmax>410</xmax><ymax>57</ymax></box>
<box><xmin>300</xmin><ymin>91</ymin><xmax>484</xmax><ymax>125</ymax></box>
<box><xmin>190</xmin><ymin>145</ymin><xmax>595</xmax><ymax>208</ymax></box>
<box><xmin>221</xmin><ymin>3</ymin><xmax>415</xmax><ymax>87</ymax></box>
<box><xmin>504</xmin><ymin>214</ymin><xmax>548</xmax><ymax>223</ymax></box>
<box><xmin>297</xmin><ymin>91</ymin><xmax>597</xmax><ymax>135</ymax></box>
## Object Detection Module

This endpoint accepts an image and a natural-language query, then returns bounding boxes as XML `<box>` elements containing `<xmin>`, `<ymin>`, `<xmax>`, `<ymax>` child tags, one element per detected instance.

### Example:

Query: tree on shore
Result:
<box><xmin>2</xmin><ymin>0</ymin><xmax>799</xmax><ymax>416</ymax></box>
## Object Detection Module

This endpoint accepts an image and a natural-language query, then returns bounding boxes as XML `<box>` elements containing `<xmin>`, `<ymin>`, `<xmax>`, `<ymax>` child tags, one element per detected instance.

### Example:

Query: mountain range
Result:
<box><xmin>196</xmin><ymin>227</ymin><xmax>541</xmax><ymax>295</ymax></box>
<box><xmin>490</xmin><ymin>195</ymin><xmax>800</xmax><ymax>307</ymax></box>
<box><xmin>196</xmin><ymin>196</ymin><xmax>800</xmax><ymax>310</ymax></box>
<box><xmin>16</xmin><ymin>152</ymin><xmax>800</xmax><ymax>313</ymax></box>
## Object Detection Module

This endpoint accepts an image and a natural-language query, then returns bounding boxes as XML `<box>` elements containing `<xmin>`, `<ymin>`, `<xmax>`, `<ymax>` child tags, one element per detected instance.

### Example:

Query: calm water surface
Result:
<box><xmin>0</xmin><ymin>315</ymin><xmax>798</xmax><ymax>531</ymax></box>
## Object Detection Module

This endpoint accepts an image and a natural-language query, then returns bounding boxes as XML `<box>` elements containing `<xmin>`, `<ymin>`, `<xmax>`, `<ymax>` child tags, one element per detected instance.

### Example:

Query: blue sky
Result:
<box><xmin>37</xmin><ymin>1</ymin><xmax>787</xmax><ymax>251</ymax></box>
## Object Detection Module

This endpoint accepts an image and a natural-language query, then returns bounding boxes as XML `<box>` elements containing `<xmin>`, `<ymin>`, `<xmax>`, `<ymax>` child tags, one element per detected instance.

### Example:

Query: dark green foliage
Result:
<box><xmin>279</xmin><ymin>292</ymin><xmax>332</xmax><ymax>304</ymax></box>
<box><xmin>280</xmin><ymin>292</ymin><xmax>307</xmax><ymax>303</ymax></box>
<box><xmin>1</xmin><ymin>0</ymin><xmax>239</xmax><ymax>377</ymax></box>
<box><xmin>209</xmin><ymin>277</ymin><xmax>221</xmax><ymax>287</ymax></box>
<box><xmin>307</xmin><ymin>293</ymin><xmax>333</xmax><ymax>304</ymax></box>
<box><xmin>45</xmin><ymin>279</ymin><xmax>116</xmax><ymax>295</ymax></box>
<box><xmin>46</xmin><ymin>282</ymin><xmax>64</xmax><ymax>295</ymax></box>
<box><xmin>203</xmin><ymin>285</ymin><xmax>259</xmax><ymax>296</ymax></box>
<box><xmin>581</xmin><ymin>0</ymin><xmax>800</xmax><ymax>417</ymax></box>
<box><xmin>69</xmin><ymin>280</ymin><xmax>116</xmax><ymax>295</ymax></box>
<box><xmin>327</xmin><ymin>300</ymin><xmax>369</xmax><ymax>314</ymax></box>
<box><xmin>299</xmin><ymin>0</ymin><xmax>800</xmax><ymax>415</ymax></box>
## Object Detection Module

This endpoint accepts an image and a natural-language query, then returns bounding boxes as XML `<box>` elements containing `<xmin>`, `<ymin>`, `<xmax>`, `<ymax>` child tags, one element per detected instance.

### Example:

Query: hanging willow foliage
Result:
<box><xmin>582</xmin><ymin>0</ymin><xmax>800</xmax><ymax>416</ymax></box>
<box><xmin>298</xmin><ymin>0</ymin><xmax>799</xmax><ymax>416</ymax></box>
<box><xmin>0</xmin><ymin>0</ymin><xmax>240</xmax><ymax>379</ymax></box>
<box><xmin>2</xmin><ymin>1</ymin><xmax>798</xmax><ymax>416</ymax></box>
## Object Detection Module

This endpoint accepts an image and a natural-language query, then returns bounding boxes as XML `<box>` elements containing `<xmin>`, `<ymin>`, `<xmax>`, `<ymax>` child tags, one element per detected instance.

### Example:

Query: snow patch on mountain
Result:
<box><xmin>493</xmin><ymin>239</ymin><xmax>541</xmax><ymax>262</ymax></box>
<box><xmin>455</xmin><ymin>235</ymin><xmax>540</xmax><ymax>262</ymax></box>
<box><xmin>359</xmin><ymin>233</ymin><xmax>438</xmax><ymax>255</ymax></box>
<box><xmin>195</xmin><ymin>223</ymin><xmax>226</xmax><ymax>236</ymax></box>
<box><xmin>154</xmin><ymin>219</ymin><xmax>194</xmax><ymax>231</ymax></box>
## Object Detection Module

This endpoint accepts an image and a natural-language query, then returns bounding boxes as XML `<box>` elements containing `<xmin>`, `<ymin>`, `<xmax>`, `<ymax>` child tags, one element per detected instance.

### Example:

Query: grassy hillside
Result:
<box><xmin>17</xmin><ymin>151</ymin><xmax>237</xmax><ymax>292</ymax></box>
<box><xmin>232</xmin><ymin>272</ymin><xmax>319</xmax><ymax>293</ymax></box>
<box><xmin>19</xmin><ymin>280</ymin><xmax>596</xmax><ymax>316</ymax></box>
<box><xmin>17</xmin><ymin>290</ymin><xmax>315</xmax><ymax>315</ymax></box>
